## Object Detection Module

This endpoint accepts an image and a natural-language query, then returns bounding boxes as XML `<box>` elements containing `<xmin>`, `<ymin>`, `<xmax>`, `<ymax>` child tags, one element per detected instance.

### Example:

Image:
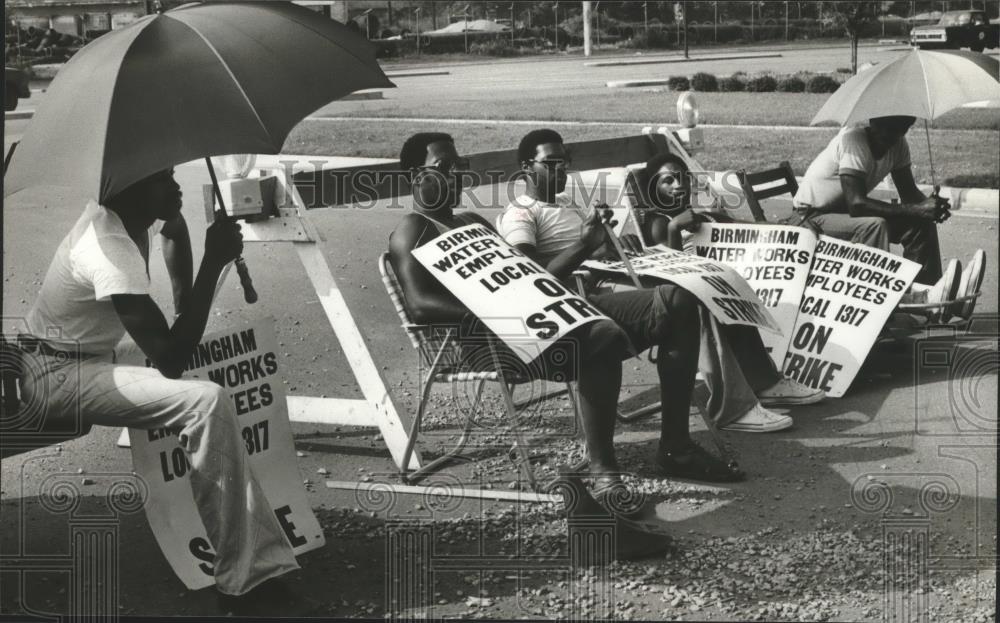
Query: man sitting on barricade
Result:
<box><xmin>497</xmin><ymin>130</ymin><xmax>826</xmax><ymax>445</ymax></box>
<box><xmin>387</xmin><ymin>132</ymin><xmax>719</xmax><ymax>488</ymax></box>
<box><xmin>13</xmin><ymin>169</ymin><xmax>300</xmax><ymax>604</ymax></box>
<box><xmin>792</xmin><ymin>115</ymin><xmax>985</xmax><ymax>319</ymax></box>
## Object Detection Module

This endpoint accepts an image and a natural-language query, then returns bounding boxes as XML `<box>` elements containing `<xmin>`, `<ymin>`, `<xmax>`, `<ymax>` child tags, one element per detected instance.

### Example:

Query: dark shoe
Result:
<box><xmin>655</xmin><ymin>441</ymin><xmax>746</xmax><ymax>483</ymax></box>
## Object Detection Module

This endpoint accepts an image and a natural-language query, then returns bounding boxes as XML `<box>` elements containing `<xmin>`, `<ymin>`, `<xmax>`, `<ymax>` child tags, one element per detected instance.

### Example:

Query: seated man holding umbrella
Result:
<box><xmin>792</xmin><ymin>115</ymin><xmax>985</xmax><ymax>320</ymax></box>
<box><xmin>15</xmin><ymin>170</ymin><xmax>301</xmax><ymax>603</ymax></box>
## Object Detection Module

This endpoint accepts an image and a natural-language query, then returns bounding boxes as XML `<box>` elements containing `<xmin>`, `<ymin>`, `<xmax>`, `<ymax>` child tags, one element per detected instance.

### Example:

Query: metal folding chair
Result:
<box><xmin>378</xmin><ymin>252</ymin><xmax>583</xmax><ymax>490</ymax></box>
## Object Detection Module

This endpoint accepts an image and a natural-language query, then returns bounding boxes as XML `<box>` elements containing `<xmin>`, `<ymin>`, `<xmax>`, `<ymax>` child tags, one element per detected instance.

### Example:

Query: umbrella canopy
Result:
<box><xmin>811</xmin><ymin>49</ymin><xmax>1000</xmax><ymax>126</ymax></box>
<box><xmin>5</xmin><ymin>1</ymin><xmax>394</xmax><ymax>203</ymax></box>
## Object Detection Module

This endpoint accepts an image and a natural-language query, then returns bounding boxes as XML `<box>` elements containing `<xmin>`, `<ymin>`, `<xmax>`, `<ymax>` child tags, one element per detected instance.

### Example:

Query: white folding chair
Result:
<box><xmin>378</xmin><ymin>253</ymin><xmax>585</xmax><ymax>490</ymax></box>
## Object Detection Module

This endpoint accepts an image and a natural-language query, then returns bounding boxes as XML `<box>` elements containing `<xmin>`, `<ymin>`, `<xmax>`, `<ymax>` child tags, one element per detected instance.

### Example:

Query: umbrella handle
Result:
<box><xmin>206</xmin><ymin>157</ymin><xmax>257</xmax><ymax>305</ymax></box>
<box><xmin>234</xmin><ymin>258</ymin><xmax>258</xmax><ymax>304</ymax></box>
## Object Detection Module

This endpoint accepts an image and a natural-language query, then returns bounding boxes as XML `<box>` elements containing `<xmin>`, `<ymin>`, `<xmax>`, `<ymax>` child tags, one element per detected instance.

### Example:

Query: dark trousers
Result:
<box><xmin>806</xmin><ymin>212</ymin><xmax>943</xmax><ymax>285</ymax></box>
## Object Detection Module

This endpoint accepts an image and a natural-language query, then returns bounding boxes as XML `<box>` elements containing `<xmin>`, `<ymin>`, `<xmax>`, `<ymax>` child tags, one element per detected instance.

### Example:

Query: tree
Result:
<box><xmin>822</xmin><ymin>1</ymin><xmax>882</xmax><ymax>74</ymax></box>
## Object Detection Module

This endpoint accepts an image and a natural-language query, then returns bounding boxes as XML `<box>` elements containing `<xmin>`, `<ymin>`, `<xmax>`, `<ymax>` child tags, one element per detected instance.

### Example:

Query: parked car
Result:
<box><xmin>4</xmin><ymin>66</ymin><xmax>30</xmax><ymax>111</ymax></box>
<box><xmin>909</xmin><ymin>10</ymin><xmax>999</xmax><ymax>52</ymax></box>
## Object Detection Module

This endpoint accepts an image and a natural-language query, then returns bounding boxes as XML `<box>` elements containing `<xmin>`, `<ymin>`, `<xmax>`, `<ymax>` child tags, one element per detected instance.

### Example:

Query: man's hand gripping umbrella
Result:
<box><xmin>205</xmin><ymin>158</ymin><xmax>257</xmax><ymax>304</ymax></box>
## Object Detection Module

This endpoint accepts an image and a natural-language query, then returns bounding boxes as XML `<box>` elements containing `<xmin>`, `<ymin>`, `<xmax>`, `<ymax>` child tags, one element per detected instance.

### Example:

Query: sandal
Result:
<box><xmin>655</xmin><ymin>441</ymin><xmax>746</xmax><ymax>483</ymax></box>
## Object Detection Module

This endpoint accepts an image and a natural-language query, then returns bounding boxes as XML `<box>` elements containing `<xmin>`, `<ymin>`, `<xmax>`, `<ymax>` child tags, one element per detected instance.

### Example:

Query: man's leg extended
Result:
<box><xmin>541</xmin><ymin>320</ymin><xmax>629</xmax><ymax>478</ymax></box>
<box><xmin>21</xmin><ymin>355</ymin><xmax>299</xmax><ymax>595</ymax></box>
<box><xmin>701</xmin><ymin>310</ymin><xmax>774</xmax><ymax>428</ymax></box>
<box><xmin>886</xmin><ymin>216</ymin><xmax>942</xmax><ymax>285</ymax></box>
<box><xmin>589</xmin><ymin>285</ymin><xmax>700</xmax><ymax>449</ymax></box>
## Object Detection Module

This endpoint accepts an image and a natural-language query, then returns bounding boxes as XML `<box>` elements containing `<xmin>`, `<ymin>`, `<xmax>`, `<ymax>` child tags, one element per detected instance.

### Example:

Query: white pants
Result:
<box><xmin>20</xmin><ymin>352</ymin><xmax>299</xmax><ymax>595</ymax></box>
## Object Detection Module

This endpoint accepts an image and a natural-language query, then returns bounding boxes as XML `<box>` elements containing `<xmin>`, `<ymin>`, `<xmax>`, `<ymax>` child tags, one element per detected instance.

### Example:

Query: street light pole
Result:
<box><xmin>553</xmin><ymin>2</ymin><xmax>559</xmax><ymax>50</ymax></box>
<box><xmin>643</xmin><ymin>1</ymin><xmax>648</xmax><ymax>33</ymax></box>
<box><xmin>682</xmin><ymin>1</ymin><xmax>688</xmax><ymax>58</ymax></box>
<box><xmin>414</xmin><ymin>6</ymin><xmax>421</xmax><ymax>55</ymax></box>
<box><xmin>510</xmin><ymin>2</ymin><xmax>515</xmax><ymax>47</ymax></box>
<box><xmin>595</xmin><ymin>1</ymin><xmax>600</xmax><ymax>48</ymax></box>
<box><xmin>462</xmin><ymin>3</ymin><xmax>469</xmax><ymax>53</ymax></box>
<box><xmin>583</xmin><ymin>0</ymin><xmax>592</xmax><ymax>56</ymax></box>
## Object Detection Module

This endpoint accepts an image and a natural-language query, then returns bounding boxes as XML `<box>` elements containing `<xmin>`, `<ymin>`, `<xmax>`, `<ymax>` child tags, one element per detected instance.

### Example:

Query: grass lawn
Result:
<box><xmin>285</xmin><ymin>119</ymin><xmax>1000</xmax><ymax>189</ymax></box>
<box><xmin>319</xmin><ymin>90</ymin><xmax>1000</xmax><ymax>130</ymax></box>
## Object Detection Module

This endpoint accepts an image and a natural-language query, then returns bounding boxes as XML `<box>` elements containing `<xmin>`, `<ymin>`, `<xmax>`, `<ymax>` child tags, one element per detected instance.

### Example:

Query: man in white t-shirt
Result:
<box><xmin>15</xmin><ymin>169</ymin><xmax>299</xmax><ymax>605</ymax></box>
<box><xmin>793</xmin><ymin>115</ymin><xmax>946</xmax><ymax>285</ymax></box>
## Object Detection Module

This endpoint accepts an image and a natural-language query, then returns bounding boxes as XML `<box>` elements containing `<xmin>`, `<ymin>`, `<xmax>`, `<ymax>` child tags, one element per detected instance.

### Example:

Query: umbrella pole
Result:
<box><xmin>3</xmin><ymin>141</ymin><xmax>18</xmax><ymax>176</ymax></box>
<box><xmin>205</xmin><ymin>157</ymin><xmax>258</xmax><ymax>304</ymax></box>
<box><xmin>923</xmin><ymin>119</ymin><xmax>937</xmax><ymax>189</ymax></box>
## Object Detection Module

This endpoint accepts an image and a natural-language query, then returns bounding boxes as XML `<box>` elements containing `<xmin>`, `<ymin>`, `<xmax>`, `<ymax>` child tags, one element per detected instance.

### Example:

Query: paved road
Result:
<box><xmin>311</xmin><ymin>44</ymin><xmax>1000</xmax><ymax>115</ymax></box>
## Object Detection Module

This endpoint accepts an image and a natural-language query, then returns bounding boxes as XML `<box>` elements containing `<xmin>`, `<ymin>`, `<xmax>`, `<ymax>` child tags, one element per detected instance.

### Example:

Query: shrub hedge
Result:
<box><xmin>807</xmin><ymin>74</ymin><xmax>841</xmax><ymax>93</ymax></box>
<box><xmin>718</xmin><ymin>75</ymin><xmax>746</xmax><ymax>92</ymax></box>
<box><xmin>690</xmin><ymin>72</ymin><xmax>718</xmax><ymax>92</ymax></box>
<box><xmin>776</xmin><ymin>76</ymin><xmax>806</xmax><ymax>92</ymax></box>
<box><xmin>745</xmin><ymin>75</ymin><xmax>778</xmax><ymax>92</ymax></box>
<box><xmin>667</xmin><ymin>76</ymin><xmax>690</xmax><ymax>91</ymax></box>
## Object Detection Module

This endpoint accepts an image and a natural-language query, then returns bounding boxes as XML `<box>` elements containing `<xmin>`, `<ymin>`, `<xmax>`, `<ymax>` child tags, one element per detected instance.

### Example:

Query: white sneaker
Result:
<box><xmin>757</xmin><ymin>377</ymin><xmax>826</xmax><ymax>406</ymax></box>
<box><xmin>950</xmin><ymin>250</ymin><xmax>985</xmax><ymax>320</ymax></box>
<box><xmin>721</xmin><ymin>404</ymin><xmax>793</xmax><ymax>433</ymax></box>
<box><xmin>926</xmin><ymin>258</ymin><xmax>962</xmax><ymax>322</ymax></box>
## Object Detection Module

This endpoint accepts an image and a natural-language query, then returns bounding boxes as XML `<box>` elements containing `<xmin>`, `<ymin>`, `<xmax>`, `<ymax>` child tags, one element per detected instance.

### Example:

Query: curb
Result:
<box><xmin>384</xmin><ymin>70</ymin><xmax>450</xmax><ymax>78</ymax></box>
<box><xmin>4</xmin><ymin>109</ymin><xmax>34</xmax><ymax>120</ymax></box>
<box><xmin>5</xmin><ymin>90</ymin><xmax>385</xmax><ymax>121</ymax></box>
<box><xmin>606</xmin><ymin>79</ymin><xmax>670</xmax><ymax>88</ymax></box>
<box><xmin>586</xmin><ymin>51</ymin><xmax>782</xmax><ymax>68</ymax></box>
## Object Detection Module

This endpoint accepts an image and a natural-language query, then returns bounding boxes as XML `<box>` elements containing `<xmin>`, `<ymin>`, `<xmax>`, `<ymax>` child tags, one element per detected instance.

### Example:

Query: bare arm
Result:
<box><xmin>890</xmin><ymin>166</ymin><xmax>929</xmax><ymax>205</ymax></box>
<box><xmin>388</xmin><ymin>215</ymin><xmax>469</xmax><ymax>325</ymax></box>
<box><xmin>840</xmin><ymin>172</ymin><xmax>937</xmax><ymax>220</ymax></box>
<box><xmin>508</xmin><ymin>207</ymin><xmax>612</xmax><ymax>280</ymax></box>
<box><xmin>112</xmin><ymin>217</ymin><xmax>242</xmax><ymax>379</ymax></box>
<box><xmin>160</xmin><ymin>213</ymin><xmax>193</xmax><ymax>316</ymax></box>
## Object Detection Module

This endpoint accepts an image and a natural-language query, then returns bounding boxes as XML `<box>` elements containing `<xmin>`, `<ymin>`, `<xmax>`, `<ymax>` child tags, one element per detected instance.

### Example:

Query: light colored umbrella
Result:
<box><xmin>811</xmin><ymin>49</ymin><xmax>999</xmax><ymax>186</ymax></box>
<box><xmin>810</xmin><ymin>49</ymin><xmax>1000</xmax><ymax>127</ymax></box>
<box><xmin>4</xmin><ymin>1</ymin><xmax>394</xmax><ymax>203</ymax></box>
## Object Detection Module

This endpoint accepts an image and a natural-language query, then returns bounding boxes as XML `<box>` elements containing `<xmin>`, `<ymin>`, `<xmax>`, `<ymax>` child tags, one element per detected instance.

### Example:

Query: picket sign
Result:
<box><xmin>128</xmin><ymin>320</ymin><xmax>325</xmax><ymax>590</ymax></box>
<box><xmin>411</xmin><ymin>224</ymin><xmax>612</xmax><ymax>364</ymax></box>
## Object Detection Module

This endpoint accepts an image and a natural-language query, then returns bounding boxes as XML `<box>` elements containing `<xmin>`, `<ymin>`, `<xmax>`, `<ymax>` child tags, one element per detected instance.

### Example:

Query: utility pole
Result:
<box><xmin>594</xmin><ymin>1</ymin><xmax>601</xmax><ymax>48</ymax></box>
<box><xmin>714</xmin><ymin>0</ymin><xmax>718</xmax><ymax>43</ymax></box>
<box><xmin>643</xmin><ymin>1</ymin><xmax>648</xmax><ymax>32</ymax></box>
<box><xmin>750</xmin><ymin>0</ymin><xmax>754</xmax><ymax>41</ymax></box>
<box><xmin>682</xmin><ymin>1</ymin><xmax>688</xmax><ymax>58</ymax></box>
<box><xmin>583</xmin><ymin>1</ymin><xmax>592</xmax><ymax>56</ymax></box>
<box><xmin>510</xmin><ymin>3</ymin><xmax>515</xmax><ymax>46</ymax></box>
<box><xmin>553</xmin><ymin>2</ymin><xmax>559</xmax><ymax>49</ymax></box>
<box><xmin>387</xmin><ymin>0</ymin><xmax>393</xmax><ymax>25</ymax></box>
<box><xmin>462</xmin><ymin>3</ymin><xmax>469</xmax><ymax>53</ymax></box>
<box><xmin>414</xmin><ymin>6</ymin><xmax>421</xmax><ymax>55</ymax></box>
<box><xmin>785</xmin><ymin>0</ymin><xmax>789</xmax><ymax>39</ymax></box>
